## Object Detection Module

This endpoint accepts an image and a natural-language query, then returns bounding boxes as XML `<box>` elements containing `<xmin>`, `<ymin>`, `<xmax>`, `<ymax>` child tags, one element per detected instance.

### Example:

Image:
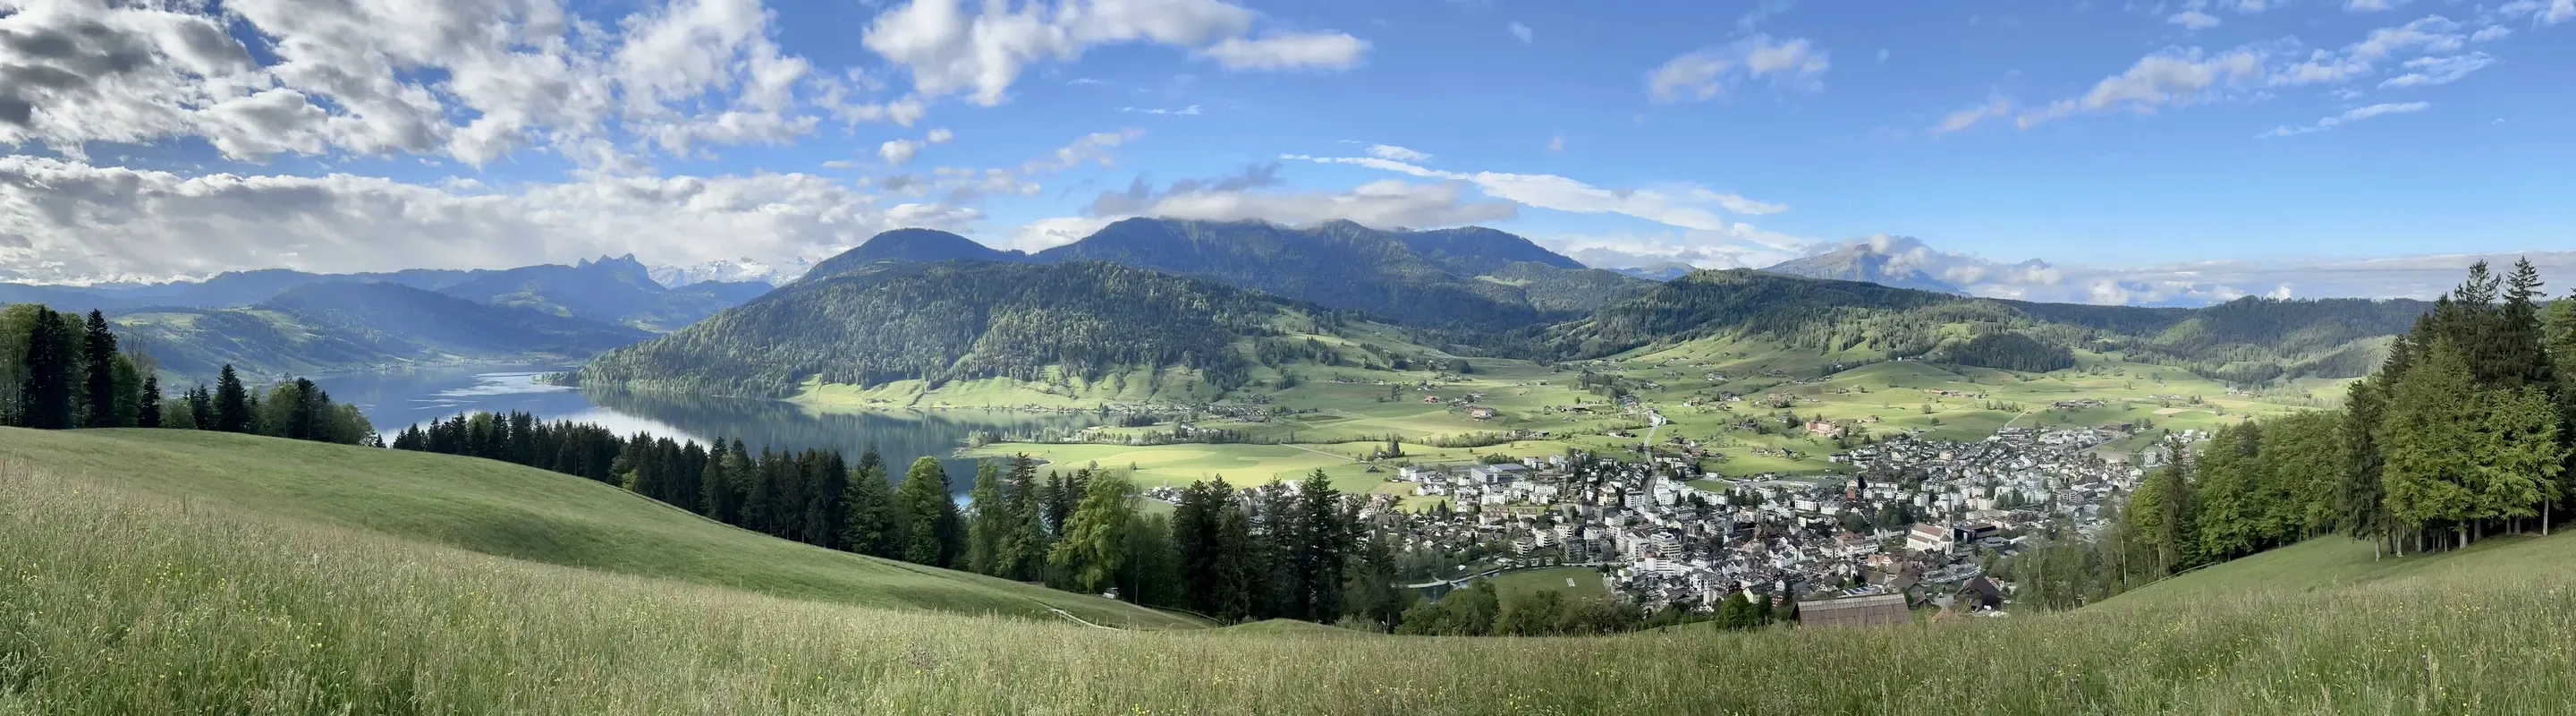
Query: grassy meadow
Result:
<box><xmin>6</xmin><ymin>430</ymin><xmax>2576</xmax><ymax>713</ymax></box>
<box><xmin>0</xmin><ymin>429</ymin><xmax>1197</xmax><ymax>629</ymax></box>
<box><xmin>963</xmin><ymin>333</ymin><xmax>2347</xmax><ymax>504</ymax></box>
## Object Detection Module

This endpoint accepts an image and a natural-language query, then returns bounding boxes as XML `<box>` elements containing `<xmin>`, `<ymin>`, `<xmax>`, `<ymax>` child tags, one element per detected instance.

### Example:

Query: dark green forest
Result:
<box><xmin>4</xmin><ymin>304</ymin><xmax>373</xmax><ymax>444</ymax></box>
<box><xmin>578</xmin><ymin>260</ymin><xmax>1309</xmax><ymax>398</ymax></box>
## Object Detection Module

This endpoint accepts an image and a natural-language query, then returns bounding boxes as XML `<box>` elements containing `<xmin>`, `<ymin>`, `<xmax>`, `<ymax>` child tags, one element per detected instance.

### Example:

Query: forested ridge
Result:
<box><xmin>1546</xmin><ymin>268</ymin><xmax>2430</xmax><ymax>381</ymax></box>
<box><xmin>579</xmin><ymin>260</ymin><xmax>1321</xmax><ymax>398</ymax></box>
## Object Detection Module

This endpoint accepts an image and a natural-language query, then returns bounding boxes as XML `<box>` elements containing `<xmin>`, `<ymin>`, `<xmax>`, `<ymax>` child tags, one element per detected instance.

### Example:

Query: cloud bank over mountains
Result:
<box><xmin>1719</xmin><ymin>234</ymin><xmax>2576</xmax><ymax>307</ymax></box>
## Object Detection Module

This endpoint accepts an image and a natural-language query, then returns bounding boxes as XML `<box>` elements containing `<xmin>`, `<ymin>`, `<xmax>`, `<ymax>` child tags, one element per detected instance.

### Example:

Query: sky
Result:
<box><xmin>0</xmin><ymin>0</ymin><xmax>2569</xmax><ymax>304</ymax></box>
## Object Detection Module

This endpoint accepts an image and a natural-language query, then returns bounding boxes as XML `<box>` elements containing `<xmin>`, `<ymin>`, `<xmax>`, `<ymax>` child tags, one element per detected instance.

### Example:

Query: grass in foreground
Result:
<box><xmin>0</xmin><ymin>428</ymin><xmax>1197</xmax><ymax>630</ymax></box>
<box><xmin>9</xmin><ymin>431</ymin><xmax>2576</xmax><ymax>713</ymax></box>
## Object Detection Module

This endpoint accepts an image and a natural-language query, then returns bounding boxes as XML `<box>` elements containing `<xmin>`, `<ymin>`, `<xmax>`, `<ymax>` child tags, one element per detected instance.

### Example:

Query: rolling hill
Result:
<box><xmin>11</xmin><ymin>427</ymin><xmax>2575</xmax><ymax>713</ymax></box>
<box><xmin>1550</xmin><ymin>268</ymin><xmax>2428</xmax><ymax>382</ymax></box>
<box><xmin>0</xmin><ymin>428</ymin><xmax>1196</xmax><ymax>629</ymax></box>
<box><xmin>108</xmin><ymin>281</ymin><xmax>650</xmax><ymax>382</ymax></box>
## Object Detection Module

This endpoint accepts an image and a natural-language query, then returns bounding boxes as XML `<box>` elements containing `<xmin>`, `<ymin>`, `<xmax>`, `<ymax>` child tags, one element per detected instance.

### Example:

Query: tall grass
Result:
<box><xmin>6</xmin><ymin>453</ymin><xmax>2576</xmax><ymax>713</ymax></box>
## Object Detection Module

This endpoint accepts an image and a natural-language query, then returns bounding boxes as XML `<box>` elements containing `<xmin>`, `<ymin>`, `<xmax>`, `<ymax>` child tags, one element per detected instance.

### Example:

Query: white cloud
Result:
<box><xmin>1958</xmin><ymin>14</ymin><xmax>2488</xmax><ymax>132</ymax></box>
<box><xmin>1195</xmin><ymin>32</ymin><xmax>1369</xmax><ymax>70</ymax></box>
<box><xmin>1120</xmin><ymin>104</ymin><xmax>1204</xmax><ymax>115</ymax></box>
<box><xmin>1646</xmin><ymin>34</ymin><xmax>1829</xmax><ymax>103</ymax></box>
<box><xmin>1366</xmin><ymin>144</ymin><xmax>1432</xmax><ymax>161</ymax></box>
<box><xmin>1507</xmin><ymin>21</ymin><xmax>1533</xmax><ymax>43</ymax></box>
<box><xmin>2016</xmin><ymin>47</ymin><xmax>2267</xmax><ymax>127</ymax></box>
<box><xmin>880</xmin><ymin>139</ymin><xmax>922</xmax><ymax>165</ymax></box>
<box><xmin>1281</xmin><ymin>154</ymin><xmax>1786</xmax><ymax>232</ymax></box>
<box><xmin>2499</xmin><ymin>0</ymin><xmax>2576</xmax><ymax>24</ymax></box>
<box><xmin>0</xmin><ymin>156</ymin><xmax>972</xmax><ymax>283</ymax></box>
<box><xmin>926</xmin><ymin>127</ymin><xmax>955</xmax><ymax>142</ymax></box>
<box><xmin>2256</xmin><ymin>101</ymin><xmax>2428</xmax><ymax>138</ymax></box>
<box><xmin>1541</xmin><ymin>226</ymin><xmax>1817</xmax><ymax>273</ymax></box>
<box><xmin>0</xmin><ymin>0</ymin><xmax>871</xmax><ymax>168</ymax></box>
<box><xmin>860</xmin><ymin>0</ymin><xmax>1366</xmax><ymax>107</ymax></box>
<box><xmin>2168</xmin><ymin>10</ymin><xmax>2223</xmax><ymax>29</ymax></box>
<box><xmin>2379</xmin><ymin>53</ymin><xmax>2495</xmax><ymax>87</ymax></box>
<box><xmin>1932</xmin><ymin>98</ymin><xmax>2013</xmax><ymax>134</ymax></box>
<box><xmin>2344</xmin><ymin>0</ymin><xmax>2411</xmax><ymax>12</ymax></box>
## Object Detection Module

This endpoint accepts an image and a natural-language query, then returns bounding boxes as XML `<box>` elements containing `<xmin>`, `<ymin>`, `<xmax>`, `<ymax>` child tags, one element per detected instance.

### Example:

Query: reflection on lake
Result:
<box><xmin>310</xmin><ymin>364</ymin><xmax>1105</xmax><ymax>498</ymax></box>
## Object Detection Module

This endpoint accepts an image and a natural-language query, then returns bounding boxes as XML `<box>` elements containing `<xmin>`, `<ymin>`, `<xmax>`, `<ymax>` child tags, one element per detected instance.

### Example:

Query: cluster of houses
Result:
<box><xmin>1368</xmin><ymin>423</ymin><xmax>2180</xmax><ymax>625</ymax></box>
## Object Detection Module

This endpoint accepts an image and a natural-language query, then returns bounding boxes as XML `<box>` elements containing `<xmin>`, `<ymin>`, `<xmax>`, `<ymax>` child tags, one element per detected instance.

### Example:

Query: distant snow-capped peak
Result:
<box><xmin>649</xmin><ymin>256</ymin><xmax>816</xmax><ymax>287</ymax></box>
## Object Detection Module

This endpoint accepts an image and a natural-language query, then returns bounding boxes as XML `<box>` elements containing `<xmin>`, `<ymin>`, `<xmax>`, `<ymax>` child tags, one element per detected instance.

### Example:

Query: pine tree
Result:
<box><xmin>895</xmin><ymin>456</ymin><xmax>957</xmax><ymax>567</ymax></box>
<box><xmin>1293</xmin><ymin>469</ymin><xmax>1350</xmax><ymax>621</ymax></box>
<box><xmin>2337</xmin><ymin>381</ymin><xmax>2395</xmax><ymax>555</ymax></box>
<box><xmin>213</xmin><ymin>365</ymin><xmax>251</xmax><ymax>433</ymax></box>
<box><xmin>996</xmin><ymin>454</ymin><xmax>1048</xmax><ymax>581</ymax></box>
<box><xmin>840</xmin><ymin>456</ymin><xmax>897</xmax><ymax>557</ymax></box>
<box><xmin>964</xmin><ymin>459</ymin><xmax>1008</xmax><ymax>575</ymax></box>
<box><xmin>80</xmin><ymin>310</ymin><xmax>118</xmax><ymax>427</ymax></box>
<box><xmin>14</xmin><ymin>307</ymin><xmax>78</xmax><ymax>430</ymax></box>
<box><xmin>136</xmin><ymin>374</ymin><xmax>162</xmax><ymax>428</ymax></box>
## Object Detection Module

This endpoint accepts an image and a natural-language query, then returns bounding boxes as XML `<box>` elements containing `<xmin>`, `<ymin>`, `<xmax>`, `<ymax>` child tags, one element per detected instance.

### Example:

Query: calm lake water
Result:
<box><xmin>309</xmin><ymin>364</ymin><xmax>1105</xmax><ymax>498</ymax></box>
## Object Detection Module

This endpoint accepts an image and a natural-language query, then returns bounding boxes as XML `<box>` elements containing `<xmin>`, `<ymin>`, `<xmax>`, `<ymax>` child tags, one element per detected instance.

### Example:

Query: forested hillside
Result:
<box><xmin>107</xmin><ymin>283</ymin><xmax>649</xmax><ymax>381</ymax></box>
<box><xmin>577</xmin><ymin>260</ymin><xmax>1335</xmax><ymax>399</ymax></box>
<box><xmin>1547</xmin><ymin>268</ymin><xmax>2429</xmax><ymax>381</ymax></box>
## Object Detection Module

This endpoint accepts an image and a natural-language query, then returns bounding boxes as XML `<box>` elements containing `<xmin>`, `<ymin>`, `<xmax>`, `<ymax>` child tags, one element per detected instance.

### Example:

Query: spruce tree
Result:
<box><xmin>213</xmin><ymin>365</ymin><xmax>251</xmax><ymax>433</ymax></box>
<box><xmin>1295</xmin><ymin>469</ymin><xmax>1350</xmax><ymax>621</ymax></box>
<box><xmin>840</xmin><ymin>456</ymin><xmax>897</xmax><ymax>557</ymax></box>
<box><xmin>81</xmin><ymin>310</ymin><xmax>117</xmax><ymax>427</ymax></box>
<box><xmin>894</xmin><ymin>457</ymin><xmax>956</xmax><ymax>566</ymax></box>
<box><xmin>964</xmin><ymin>459</ymin><xmax>1008</xmax><ymax>575</ymax></box>
<box><xmin>136</xmin><ymin>374</ymin><xmax>162</xmax><ymax>428</ymax></box>
<box><xmin>14</xmin><ymin>307</ymin><xmax>77</xmax><ymax>429</ymax></box>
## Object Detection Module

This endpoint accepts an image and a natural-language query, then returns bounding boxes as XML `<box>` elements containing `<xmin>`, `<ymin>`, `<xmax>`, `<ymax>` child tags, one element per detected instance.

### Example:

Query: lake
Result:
<box><xmin>310</xmin><ymin>364</ymin><xmax>1106</xmax><ymax>498</ymax></box>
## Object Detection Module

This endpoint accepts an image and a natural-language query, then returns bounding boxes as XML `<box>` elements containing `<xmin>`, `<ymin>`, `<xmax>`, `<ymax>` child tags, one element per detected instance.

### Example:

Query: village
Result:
<box><xmin>1343</xmin><ymin>422</ymin><xmax>2199</xmax><ymax>625</ymax></box>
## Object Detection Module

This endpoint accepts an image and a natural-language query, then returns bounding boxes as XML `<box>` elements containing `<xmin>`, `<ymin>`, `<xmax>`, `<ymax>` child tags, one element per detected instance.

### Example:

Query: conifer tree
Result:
<box><xmin>14</xmin><ymin>307</ymin><xmax>77</xmax><ymax>429</ymax></box>
<box><xmin>213</xmin><ymin>364</ymin><xmax>251</xmax><ymax>433</ymax></box>
<box><xmin>81</xmin><ymin>310</ymin><xmax>117</xmax><ymax>427</ymax></box>
<box><xmin>964</xmin><ymin>459</ymin><xmax>1008</xmax><ymax>575</ymax></box>
<box><xmin>136</xmin><ymin>374</ymin><xmax>161</xmax><ymax>428</ymax></box>
<box><xmin>894</xmin><ymin>456</ymin><xmax>958</xmax><ymax>566</ymax></box>
<box><xmin>840</xmin><ymin>454</ymin><xmax>898</xmax><ymax>557</ymax></box>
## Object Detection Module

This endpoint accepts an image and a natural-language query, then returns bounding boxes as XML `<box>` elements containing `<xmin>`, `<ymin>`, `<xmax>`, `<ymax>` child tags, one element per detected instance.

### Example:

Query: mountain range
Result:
<box><xmin>116</xmin><ymin>282</ymin><xmax>651</xmax><ymax>382</ymax></box>
<box><xmin>579</xmin><ymin>219</ymin><xmax>2436</xmax><ymax>400</ymax></box>
<box><xmin>1</xmin><ymin>255</ymin><xmax>770</xmax><ymax>332</ymax></box>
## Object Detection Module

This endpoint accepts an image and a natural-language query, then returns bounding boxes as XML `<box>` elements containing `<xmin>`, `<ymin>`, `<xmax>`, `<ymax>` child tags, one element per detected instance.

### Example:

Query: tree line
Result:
<box><xmin>4</xmin><ymin>304</ymin><xmax>373</xmax><ymax>444</ymax></box>
<box><xmin>2009</xmin><ymin>260</ymin><xmax>2576</xmax><ymax>609</ymax></box>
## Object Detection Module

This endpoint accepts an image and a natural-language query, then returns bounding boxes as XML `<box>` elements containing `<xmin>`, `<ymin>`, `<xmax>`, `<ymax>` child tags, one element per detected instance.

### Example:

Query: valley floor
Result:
<box><xmin>6</xmin><ymin>429</ymin><xmax>2575</xmax><ymax>714</ymax></box>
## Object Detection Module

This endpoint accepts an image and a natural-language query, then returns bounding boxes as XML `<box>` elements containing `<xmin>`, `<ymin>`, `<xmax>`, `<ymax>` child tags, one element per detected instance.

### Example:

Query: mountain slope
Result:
<box><xmin>1551</xmin><ymin>268</ymin><xmax>2428</xmax><ymax>381</ymax></box>
<box><xmin>802</xmin><ymin>228</ymin><xmax>1029</xmax><ymax>280</ymax></box>
<box><xmin>431</xmin><ymin>254</ymin><xmax>743</xmax><ymax>331</ymax></box>
<box><xmin>109</xmin><ymin>282</ymin><xmax>648</xmax><ymax>381</ymax></box>
<box><xmin>1761</xmin><ymin>237</ymin><xmax>1969</xmax><ymax>294</ymax></box>
<box><xmin>578</xmin><ymin>260</ymin><xmax>1301</xmax><ymax>399</ymax></box>
<box><xmin>1394</xmin><ymin>226</ymin><xmax>1586</xmax><ymax>276</ymax></box>
<box><xmin>1033</xmin><ymin>218</ymin><xmax>1545</xmax><ymax>328</ymax></box>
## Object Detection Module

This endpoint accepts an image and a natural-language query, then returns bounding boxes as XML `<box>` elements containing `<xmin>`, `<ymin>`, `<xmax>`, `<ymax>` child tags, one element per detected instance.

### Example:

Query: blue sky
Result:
<box><xmin>0</xmin><ymin>0</ymin><xmax>2569</xmax><ymax>303</ymax></box>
